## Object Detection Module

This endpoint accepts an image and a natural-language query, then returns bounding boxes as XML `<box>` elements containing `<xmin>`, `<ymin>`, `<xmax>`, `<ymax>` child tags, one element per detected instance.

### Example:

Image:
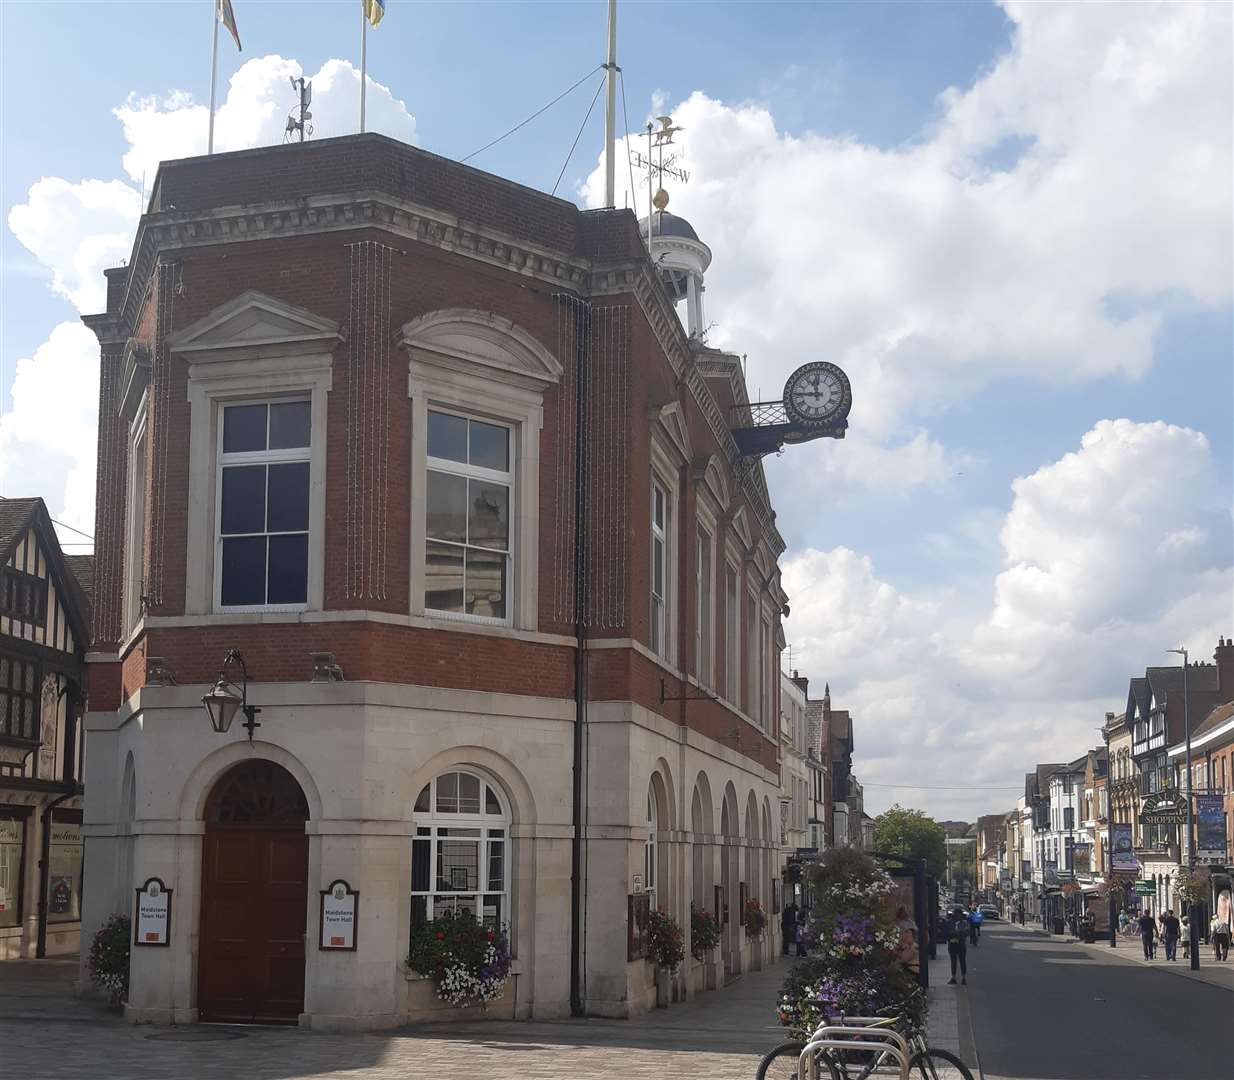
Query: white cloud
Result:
<box><xmin>7</xmin><ymin>179</ymin><xmax>140</xmax><ymax>313</ymax></box>
<box><xmin>0</xmin><ymin>322</ymin><xmax>100</xmax><ymax>539</ymax></box>
<box><xmin>582</xmin><ymin>0</ymin><xmax>1231</xmax><ymax>489</ymax></box>
<box><xmin>114</xmin><ymin>56</ymin><xmax>417</xmax><ymax>184</ymax></box>
<box><xmin>784</xmin><ymin>419</ymin><xmax>1233</xmax><ymax>820</ymax></box>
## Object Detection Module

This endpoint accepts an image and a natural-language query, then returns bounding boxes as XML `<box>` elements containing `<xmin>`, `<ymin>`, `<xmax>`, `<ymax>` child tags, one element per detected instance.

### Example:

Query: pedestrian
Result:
<box><xmin>969</xmin><ymin>904</ymin><xmax>983</xmax><ymax>946</ymax></box>
<box><xmin>1118</xmin><ymin>910</ymin><xmax>1130</xmax><ymax>935</ymax></box>
<box><xmin>780</xmin><ymin>900</ymin><xmax>798</xmax><ymax>957</ymax></box>
<box><xmin>1138</xmin><ymin>909</ymin><xmax>1157</xmax><ymax>960</ymax></box>
<box><xmin>946</xmin><ymin>907</ymin><xmax>968</xmax><ymax>985</ymax></box>
<box><xmin>1160</xmin><ymin>910</ymin><xmax>1181</xmax><ymax>961</ymax></box>
<box><xmin>795</xmin><ymin>909</ymin><xmax>809</xmax><ymax>958</ymax></box>
<box><xmin>1211</xmin><ymin>913</ymin><xmax>1231</xmax><ymax>961</ymax></box>
<box><xmin>1181</xmin><ymin>915</ymin><xmax>1190</xmax><ymax>959</ymax></box>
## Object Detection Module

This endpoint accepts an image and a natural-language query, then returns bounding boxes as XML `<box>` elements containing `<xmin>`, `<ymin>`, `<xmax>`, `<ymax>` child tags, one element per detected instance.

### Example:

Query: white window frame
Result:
<box><xmin>645</xmin><ymin>785</ymin><xmax>658</xmax><ymax>904</ymax></box>
<box><xmin>696</xmin><ymin>520</ymin><xmax>714</xmax><ymax>689</ymax></box>
<box><xmin>725</xmin><ymin>561</ymin><xmax>739</xmax><ymax>703</ymax></box>
<box><xmin>411</xmin><ymin>769</ymin><xmax>512</xmax><ymax>931</ymax></box>
<box><xmin>212</xmin><ymin>396</ymin><xmax>314</xmax><ymax>613</ymax></box>
<box><xmin>123</xmin><ymin>398</ymin><xmax>148</xmax><ymax>632</ymax></box>
<box><xmin>423</xmin><ymin>407</ymin><xmax>516</xmax><ymax>626</ymax></box>
<box><xmin>408</xmin><ymin>359</ymin><xmax>544</xmax><ymax>632</ymax></box>
<box><xmin>651</xmin><ymin>478</ymin><xmax>668</xmax><ymax>657</ymax></box>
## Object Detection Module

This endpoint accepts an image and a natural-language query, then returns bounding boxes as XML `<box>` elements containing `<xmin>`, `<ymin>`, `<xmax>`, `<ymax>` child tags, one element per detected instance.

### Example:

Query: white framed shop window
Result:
<box><xmin>411</xmin><ymin>770</ymin><xmax>511</xmax><ymax>931</ymax></box>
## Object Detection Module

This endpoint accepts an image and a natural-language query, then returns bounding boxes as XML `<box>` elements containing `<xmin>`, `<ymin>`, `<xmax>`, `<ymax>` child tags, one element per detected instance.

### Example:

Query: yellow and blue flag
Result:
<box><xmin>362</xmin><ymin>0</ymin><xmax>385</xmax><ymax>27</ymax></box>
<box><xmin>217</xmin><ymin>0</ymin><xmax>241</xmax><ymax>50</ymax></box>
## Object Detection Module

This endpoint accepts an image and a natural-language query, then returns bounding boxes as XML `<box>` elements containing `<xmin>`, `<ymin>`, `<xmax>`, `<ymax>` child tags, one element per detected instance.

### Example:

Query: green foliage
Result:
<box><xmin>872</xmin><ymin>805</ymin><xmax>947</xmax><ymax>879</ymax></box>
<box><xmin>86</xmin><ymin>914</ymin><xmax>131</xmax><ymax>1002</ymax></box>
<box><xmin>648</xmin><ymin>908</ymin><xmax>685</xmax><ymax>969</ymax></box>
<box><xmin>690</xmin><ymin>904</ymin><xmax>720</xmax><ymax>959</ymax></box>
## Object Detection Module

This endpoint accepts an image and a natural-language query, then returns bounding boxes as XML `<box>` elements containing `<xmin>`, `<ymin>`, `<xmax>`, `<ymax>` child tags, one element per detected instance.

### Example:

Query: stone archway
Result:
<box><xmin>198</xmin><ymin>759</ymin><xmax>309</xmax><ymax>1024</ymax></box>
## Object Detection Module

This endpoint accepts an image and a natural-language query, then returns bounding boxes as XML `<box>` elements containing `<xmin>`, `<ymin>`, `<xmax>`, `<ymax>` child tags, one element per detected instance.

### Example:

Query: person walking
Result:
<box><xmin>1138</xmin><ymin>910</ymin><xmax>1157</xmax><ymax>960</ymax></box>
<box><xmin>1211</xmin><ymin>912</ymin><xmax>1231</xmax><ymax>961</ymax></box>
<box><xmin>969</xmin><ymin>904</ymin><xmax>983</xmax><ymax>946</ymax></box>
<box><xmin>946</xmin><ymin>907</ymin><xmax>968</xmax><ymax>985</ymax></box>
<box><xmin>1181</xmin><ymin>915</ymin><xmax>1191</xmax><ymax>959</ymax></box>
<box><xmin>1160</xmin><ymin>910</ymin><xmax>1181</xmax><ymax>961</ymax></box>
<box><xmin>780</xmin><ymin>900</ymin><xmax>798</xmax><ymax>957</ymax></box>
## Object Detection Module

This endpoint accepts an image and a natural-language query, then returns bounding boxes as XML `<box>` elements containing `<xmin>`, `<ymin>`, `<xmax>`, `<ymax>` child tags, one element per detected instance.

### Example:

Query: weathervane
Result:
<box><xmin>641</xmin><ymin>116</ymin><xmax>688</xmax><ymax>260</ymax></box>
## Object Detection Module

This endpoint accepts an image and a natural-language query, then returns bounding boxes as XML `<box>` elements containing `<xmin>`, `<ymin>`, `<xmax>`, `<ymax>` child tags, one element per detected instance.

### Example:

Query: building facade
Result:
<box><xmin>0</xmin><ymin>499</ymin><xmax>91</xmax><ymax>960</ymax></box>
<box><xmin>78</xmin><ymin>135</ymin><xmax>792</xmax><ymax>1029</ymax></box>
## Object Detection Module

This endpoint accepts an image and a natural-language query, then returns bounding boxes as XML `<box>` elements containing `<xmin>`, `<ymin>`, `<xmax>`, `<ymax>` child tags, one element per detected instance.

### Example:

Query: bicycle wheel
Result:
<box><xmin>755</xmin><ymin>1040</ymin><xmax>843</xmax><ymax>1080</ymax></box>
<box><xmin>907</xmin><ymin>1047</ymin><xmax>975</xmax><ymax>1080</ymax></box>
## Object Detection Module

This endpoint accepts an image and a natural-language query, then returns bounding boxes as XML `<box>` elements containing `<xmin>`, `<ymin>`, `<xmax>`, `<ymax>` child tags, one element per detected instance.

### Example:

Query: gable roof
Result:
<box><xmin>1189</xmin><ymin>701</ymin><xmax>1234</xmax><ymax>743</ymax></box>
<box><xmin>0</xmin><ymin>496</ymin><xmax>92</xmax><ymax>648</ymax></box>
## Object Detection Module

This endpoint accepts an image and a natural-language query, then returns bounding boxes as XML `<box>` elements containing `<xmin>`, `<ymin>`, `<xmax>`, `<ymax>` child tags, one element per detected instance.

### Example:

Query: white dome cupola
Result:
<box><xmin>639</xmin><ymin>207</ymin><xmax>712</xmax><ymax>339</ymax></box>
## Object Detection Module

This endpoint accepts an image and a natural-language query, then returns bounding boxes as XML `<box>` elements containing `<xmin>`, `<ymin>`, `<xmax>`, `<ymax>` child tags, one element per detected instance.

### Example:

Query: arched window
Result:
<box><xmin>645</xmin><ymin>785</ymin><xmax>658</xmax><ymax>902</ymax></box>
<box><xmin>412</xmin><ymin>770</ymin><xmax>509</xmax><ymax>932</ymax></box>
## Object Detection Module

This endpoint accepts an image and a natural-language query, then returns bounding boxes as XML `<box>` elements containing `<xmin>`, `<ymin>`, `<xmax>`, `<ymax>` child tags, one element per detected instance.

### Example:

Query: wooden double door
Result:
<box><xmin>198</xmin><ymin>760</ymin><xmax>309</xmax><ymax>1024</ymax></box>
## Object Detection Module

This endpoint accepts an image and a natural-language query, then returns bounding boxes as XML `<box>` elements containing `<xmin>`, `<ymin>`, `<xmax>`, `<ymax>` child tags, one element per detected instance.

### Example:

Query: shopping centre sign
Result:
<box><xmin>1140</xmin><ymin>789</ymin><xmax>1188</xmax><ymax>825</ymax></box>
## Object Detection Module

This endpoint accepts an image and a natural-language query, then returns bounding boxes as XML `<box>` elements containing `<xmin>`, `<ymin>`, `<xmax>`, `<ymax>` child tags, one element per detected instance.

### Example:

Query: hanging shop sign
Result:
<box><xmin>134</xmin><ymin>877</ymin><xmax>172</xmax><ymax>947</ymax></box>
<box><xmin>319</xmin><ymin>880</ymin><xmax>358</xmax><ymax>951</ymax></box>
<box><xmin>1196</xmin><ymin>794</ymin><xmax>1228</xmax><ymax>863</ymax></box>
<box><xmin>1110</xmin><ymin>823</ymin><xmax>1138</xmax><ymax>872</ymax></box>
<box><xmin>1140</xmin><ymin>789</ymin><xmax>1188</xmax><ymax>825</ymax></box>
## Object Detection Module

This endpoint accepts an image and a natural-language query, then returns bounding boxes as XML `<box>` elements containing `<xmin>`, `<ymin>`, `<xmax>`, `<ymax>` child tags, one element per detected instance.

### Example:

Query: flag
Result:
<box><xmin>362</xmin><ymin>0</ymin><xmax>385</xmax><ymax>28</ymax></box>
<box><xmin>217</xmin><ymin>0</ymin><xmax>241</xmax><ymax>50</ymax></box>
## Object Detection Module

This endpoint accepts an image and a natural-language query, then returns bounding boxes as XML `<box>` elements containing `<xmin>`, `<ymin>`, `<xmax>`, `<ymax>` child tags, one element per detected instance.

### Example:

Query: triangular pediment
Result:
<box><xmin>169</xmin><ymin>291</ymin><xmax>340</xmax><ymax>358</ymax></box>
<box><xmin>650</xmin><ymin>401</ymin><xmax>692</xmax><ymax>463</ymax></box>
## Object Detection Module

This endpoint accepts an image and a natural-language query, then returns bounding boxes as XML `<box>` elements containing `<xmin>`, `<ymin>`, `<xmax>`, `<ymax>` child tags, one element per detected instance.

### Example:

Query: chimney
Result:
<box><xmin>1215</xmin><ymin>635</ymin><xmax>1234</xmax><ymax>697</ymax></box>
<box><xmin>791</xmin><ymin>670</ymin><xmax>809</xmax><ymax>694</ymax></box>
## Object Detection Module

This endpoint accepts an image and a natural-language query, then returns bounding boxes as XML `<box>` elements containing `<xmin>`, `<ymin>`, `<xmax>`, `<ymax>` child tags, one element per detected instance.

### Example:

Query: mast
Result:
<box><xmin>603</xmin><ymin>0</ymin><xmax>617</xmax><ymax>207</ymax></box>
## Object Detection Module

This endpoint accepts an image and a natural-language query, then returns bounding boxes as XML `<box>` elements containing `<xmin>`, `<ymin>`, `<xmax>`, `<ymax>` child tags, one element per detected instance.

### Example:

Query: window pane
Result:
<box><xmin>269</xmin><ymin>401</ymin><xmax>310</xmax><ymax>449</ymax></box>
<box><xmin>437</xmin><ymin>773</ymin><xmax>460</xmax><ymax>814</ymax></box>
<box><xmin>426</xmin><ymin>471</ymin><xmax>467</xmax><ymax>543</ymax></box>
<box><xmin>653</xmin><ymin>485</ymin><xmax>664</xmax><ymax>528</ymax></box>
<box><xmin>414</xmin><ymin>785</ymin><xmax>431</xmax><ymax>813</ymax></box>
<box><xmin>482</xmin><ymin>894</ymin><xmax>503</xmax><ymax>930</ymax></box>
<box><xmin>426</xmin><ymin>541</ymin><xmax>465</xmax><ymax>613</ymax></box>
<box><xmin>468</xmin><ymin>480</ymin><xmax>509</xmax><ymax>551</ymax></box>
<box><xmin>412</xmin><ymin>838</ymin><xmax>431</xmax><ymax>892</ymax></box>
<box><xmin>457</xmin><ymin>773</ymin><xmax>481</xmax><ymax>815</ymax></box>
<box><xmin>438</xmin><ymin>839</ymin><xmax>478</xmax><ymax>892</ymax></box>
<box><xmin>221</xmin><ymin>536</ymin><xmax>266</xmax><ymax>605</ymax></box>
<box><xmin>223</xmin><ymin>404</ymin><xmax>268</xmax><ymax>453</ymax></box>
<box><xmin>428</xmin><ymin>411</ymin><xmax>468</xmax><ymax>463</ymax></box>
<box><xmin>485</xmin><ymin>786</ymin><xmax>500</xmax><ymax>816</ymax></box>
<box><xmin>652</xmin><ymin>537</ymin><xmax>664</xmax><ymax>595</ymax></box>
<box><xmin>267</xmin><ymin>462</ymin><xmax>310</xmax><ymax>532</ymax></box>
<box><xmin>469</xmin><ymin>420</ymin><xmax>509</xmax><ymax>471</ymax></box>
<box><xmin>487</xmin><ymin>840</ymin><xmax>505</xmax><ymax>891</ymax></box>
<box><xmin>465</xmin><ymin>549</ymin><xmax>506</xmax><ymax>619</ymax></box>
<box><xmin>411</xmin><ymin>895</ymin><xmax>428</xmax><ymax>931</ymax></box>
<box><xmin>436</xmin><ymin>895</ymin><xmax>477</xmax><ymax>919</ymax></box>
<box><xmin>267</xmin><ymin>534</ymin><xmax>308</xmax><ymax>604</ymax></box>
<box><xmin>220</xmin><ymin>465</ymin><xmax>266</xmax><ymax>535</ymax></box>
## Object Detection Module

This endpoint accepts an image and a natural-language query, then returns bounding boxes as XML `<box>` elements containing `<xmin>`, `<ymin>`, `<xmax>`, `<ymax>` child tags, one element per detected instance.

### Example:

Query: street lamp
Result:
<box><xmin>201</xmin><ymin>649</ymin><xmax>261</xmax><ymax>741</ymax></box>
<box><xmin>1167</xmin><ymin>646</ymin><xmax>1199</xmax><ymax>972</ymax></box>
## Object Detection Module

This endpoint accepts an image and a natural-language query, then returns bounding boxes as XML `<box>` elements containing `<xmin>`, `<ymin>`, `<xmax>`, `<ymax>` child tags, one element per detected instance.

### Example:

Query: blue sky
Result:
<box><xmin>2</xmin><ymin>1</ymin><xmax>1230</xmax><ymax>817</ymax></box>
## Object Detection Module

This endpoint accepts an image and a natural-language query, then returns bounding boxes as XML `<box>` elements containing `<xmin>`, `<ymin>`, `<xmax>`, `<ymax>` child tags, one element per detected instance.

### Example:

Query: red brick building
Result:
<box><xmin>79</xmin><ymin>135</ymin><xmax>790</xmax><ymax>1028</ymax></box>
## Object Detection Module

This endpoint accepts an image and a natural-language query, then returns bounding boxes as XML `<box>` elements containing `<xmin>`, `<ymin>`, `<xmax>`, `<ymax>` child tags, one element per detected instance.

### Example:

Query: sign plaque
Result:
<box><xmin>134</xmin><ymin>877</ymin><xmax>172</xmax><ymax>947</ymax></box>
<box><xmin>319</xmin><ymin>879</ymin><xmax>358</xmax><ymax>951</ymax></box>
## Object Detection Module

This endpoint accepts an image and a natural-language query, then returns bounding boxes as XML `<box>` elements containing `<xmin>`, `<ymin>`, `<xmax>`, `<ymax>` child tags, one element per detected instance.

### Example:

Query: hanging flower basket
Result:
<box><xmin>744</xmin><ymin>897</ymin><xmax>768</xmax><ymax>937</ymax></box>
<box><xmin>690</xmin><ymin>905</ymin><xmax>720</xmax><ymax>960</ymax></box>
<box><xmin>86</xmin><ymin>913</ymin><xmax>131</xmax><ymax>1007</ymax></box>
<box><xmin>648</xmin><ymin>908</ymin><xmax>685</xmax><ymax>970</ymax></box>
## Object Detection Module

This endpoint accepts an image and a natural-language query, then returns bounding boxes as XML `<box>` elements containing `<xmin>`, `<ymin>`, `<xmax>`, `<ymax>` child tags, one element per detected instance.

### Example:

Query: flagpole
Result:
<box><xmin>208</xmin><ymin>3</ymin><xmax>220</xmax><ymax>154</ymax></box>
<box><xmin>360</xmin><ymin>7</ymin><xmax>368</xmax><ymax>133</ymax></box>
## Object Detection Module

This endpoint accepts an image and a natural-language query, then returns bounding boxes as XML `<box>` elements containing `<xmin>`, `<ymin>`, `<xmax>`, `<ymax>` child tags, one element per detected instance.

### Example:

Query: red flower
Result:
<box><xmin>487</xmin><ymin>932</ymin><xmax>494</xmax><ymax>941</ymax></box>
<box><xmin>435</xmin><ymin>932</ymin><xmax>444</xmax><ymax>940</ymax></box>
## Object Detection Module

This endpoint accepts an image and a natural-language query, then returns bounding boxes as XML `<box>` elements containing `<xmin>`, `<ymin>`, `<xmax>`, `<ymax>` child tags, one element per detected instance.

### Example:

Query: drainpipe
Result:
<box><xmin>569</xmin><ymin>297</ymin><xmax>591</xmax><ymax>1017</ymax></box>
<box><xmin>36</xmin><ymin>787</ymin><xmax>79</xmax><ymax>959</ymax></box>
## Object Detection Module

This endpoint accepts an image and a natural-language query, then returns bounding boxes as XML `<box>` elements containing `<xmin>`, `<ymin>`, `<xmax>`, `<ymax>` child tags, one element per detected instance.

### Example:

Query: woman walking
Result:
<box><xmin>946</xmin><ymin>907</ymin><xmax>969</xmax><ymax>985</ymax></box>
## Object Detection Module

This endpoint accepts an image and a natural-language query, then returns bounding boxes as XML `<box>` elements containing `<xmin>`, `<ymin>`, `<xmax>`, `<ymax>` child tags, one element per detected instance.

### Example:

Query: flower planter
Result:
<box><xmin>403</xmin><ymin>966</ymin><xmax>520</xmax><ymax>1022</ymax></box>
<box><xmin>654</xmin><ymin>964</ymin><xmax>672</xmax><ymax>1008</ymax></box>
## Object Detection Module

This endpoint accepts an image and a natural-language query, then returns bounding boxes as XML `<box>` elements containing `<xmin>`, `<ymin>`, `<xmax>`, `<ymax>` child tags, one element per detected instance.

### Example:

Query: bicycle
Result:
<box><xmin>756</xmin><ymin>1005</ymin><xmax>974</xmax><ymax>1080</ymax></box>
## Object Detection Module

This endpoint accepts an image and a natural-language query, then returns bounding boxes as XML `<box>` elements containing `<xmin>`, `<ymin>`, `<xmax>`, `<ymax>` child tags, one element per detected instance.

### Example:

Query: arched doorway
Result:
<box><xmin>198</xmin><ymin>760</ymin><xmax>309</xmax><ymax>1024</ymax></box>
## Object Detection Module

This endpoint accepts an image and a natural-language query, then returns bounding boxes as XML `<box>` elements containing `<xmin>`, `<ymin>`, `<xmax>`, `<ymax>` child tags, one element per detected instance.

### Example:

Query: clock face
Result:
<box><xmin>783</xmin><ymin>362</ymin><xmax>851</xmax><ymax>427</ymax></box>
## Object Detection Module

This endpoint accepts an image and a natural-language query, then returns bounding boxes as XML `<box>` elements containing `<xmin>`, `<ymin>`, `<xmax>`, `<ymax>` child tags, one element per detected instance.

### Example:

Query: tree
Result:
<box><xmin>872</xmin><ymin>805</ymin><xmax>947</xmax><ymax>879</ymax></box>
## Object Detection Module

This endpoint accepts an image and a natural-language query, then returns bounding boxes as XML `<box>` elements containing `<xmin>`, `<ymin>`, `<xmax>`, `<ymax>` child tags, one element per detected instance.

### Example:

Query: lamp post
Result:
<box><xmin>1167</xmin><ymin>647</ymin><xmax>1199</xmax><ymax>971</ymax></box>
<box><xmin>201</xmin><ymin>649</ymin><xmax>261</xmax><ymax>741</ymax></box>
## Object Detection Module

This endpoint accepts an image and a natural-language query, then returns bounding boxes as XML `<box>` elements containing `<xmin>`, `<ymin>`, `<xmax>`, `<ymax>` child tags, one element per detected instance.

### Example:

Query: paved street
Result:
<box><xmin>964</xmin><ymin>920</ymin><xmax>1233</xmax><ymax>1080</ymax></box>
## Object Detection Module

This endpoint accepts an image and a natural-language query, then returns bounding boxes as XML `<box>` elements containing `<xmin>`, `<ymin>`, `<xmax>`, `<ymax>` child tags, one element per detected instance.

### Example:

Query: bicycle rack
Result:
<box><xmin>797</xmin><ymin>1025</ymin><xmax>912</xmax><ymax>1080</ymax></box>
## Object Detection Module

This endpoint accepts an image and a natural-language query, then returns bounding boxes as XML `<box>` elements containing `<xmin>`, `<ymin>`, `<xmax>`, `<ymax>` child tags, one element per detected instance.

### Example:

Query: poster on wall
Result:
<box><xmin>133</xmin><ymin>878</ymin><xmax>172</xmax><ymax>947</ymax></box>
<box><xmin>1110</xmin><ymin>824</ymin><xmax>1138</xmax><ymax>872</ymax></box>
<box><xmin>46</xmin><ymin>815</ymin><xmax>83</xmax><ymax>924</ymax></box>
<box><xmin>319</xmin><ymin>880</ymin><xmax>359</xmax><ymax>951</ymax></box>
<box><xmin>1196</xmin><ymin>795</ymin><xmax>1228</xmax><ymax>863</ymax></box>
